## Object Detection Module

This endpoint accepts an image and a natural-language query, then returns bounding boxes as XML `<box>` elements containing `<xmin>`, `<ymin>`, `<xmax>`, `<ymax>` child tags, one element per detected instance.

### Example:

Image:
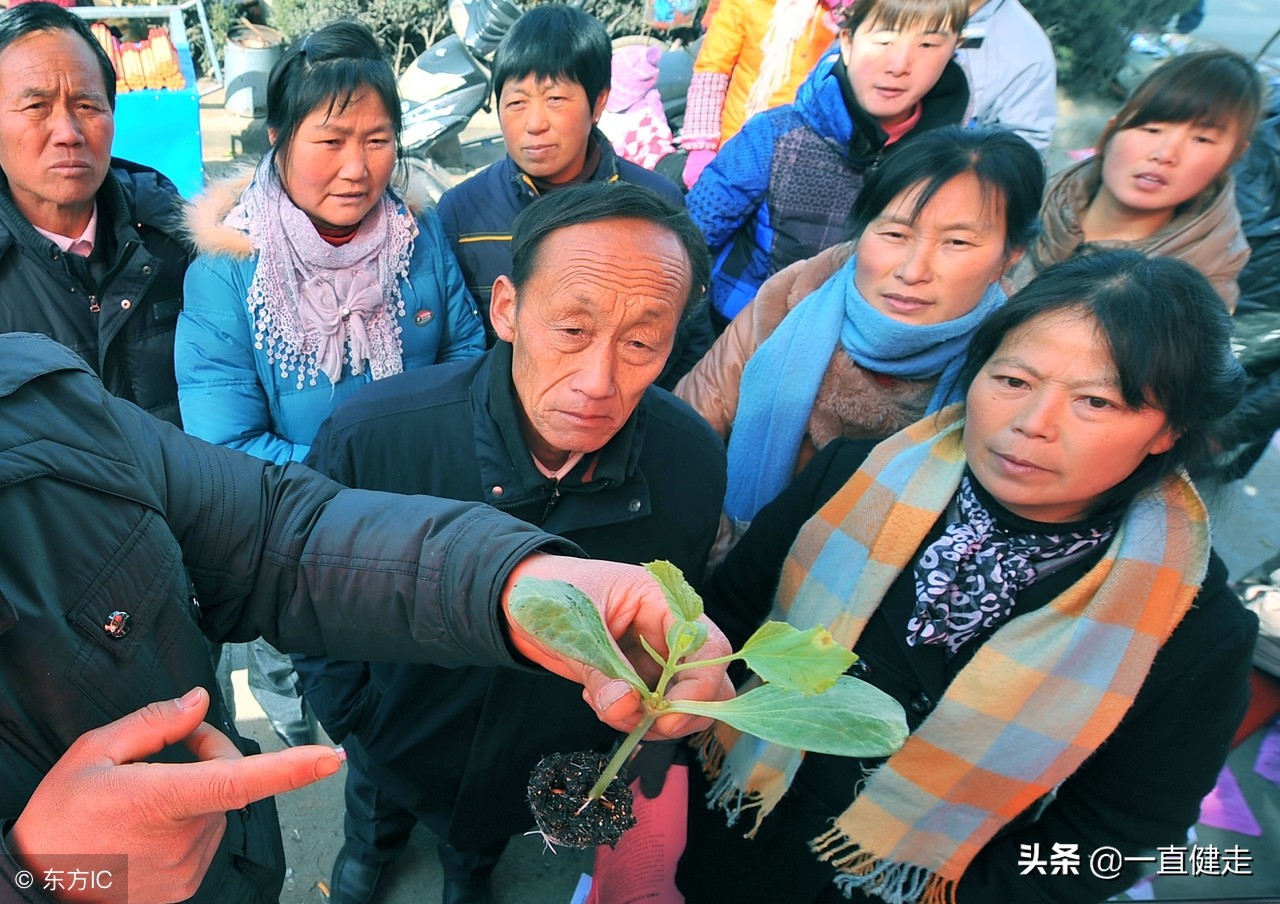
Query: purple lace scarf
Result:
<box><xmin>908</xmin><ymin>476</ymin><xmax>1116</xmax><ymax>653</ymax></box>
<box><xmin>224</xmin><ymin>152</ymin><xmax>417</xmax><ymax>388</ymax></box>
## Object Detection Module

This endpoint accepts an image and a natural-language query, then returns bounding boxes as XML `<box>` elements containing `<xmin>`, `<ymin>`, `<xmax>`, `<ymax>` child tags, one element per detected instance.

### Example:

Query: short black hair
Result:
<box><xmin>491</xmin><ymin>4</ymin><xmax>610</xmax><ymax>106</ymax></box>
<box><xmin>509</xmin><ymin>182</ymin><xmax>709</xmax><ymax>324</ymax></box>
<box><xmin>956</xmin><ymin>250</ymin><xmax>1245</xmax><ymax>514</ymax></box>
<box><xmin>0</xmin><ymin>2</ymin><xmax>117</xmax><ymax>109</ymax></box>
<box><xmin>849</xmin><ymin>126</ymin><xmax>1045</xmax><ymax>254</ymax></box>
<box><xmin>266</xmin><ymin>20</ymin><xmax>401</xmax><ymax>171</ymax></box>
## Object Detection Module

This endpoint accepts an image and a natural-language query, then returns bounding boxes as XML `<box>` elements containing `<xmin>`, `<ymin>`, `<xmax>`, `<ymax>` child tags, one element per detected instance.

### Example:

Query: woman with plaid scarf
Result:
<box><xmin>676</xmin><ymin>250</ymin><xmax>1257</xmax><ymax>903</ymax></box>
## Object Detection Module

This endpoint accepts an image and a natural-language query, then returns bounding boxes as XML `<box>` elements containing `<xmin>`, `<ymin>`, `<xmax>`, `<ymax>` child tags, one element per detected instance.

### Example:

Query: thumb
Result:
<box><xmin>82</xmin><ymin>686</ymin><xmax>213</xmax><ymax>766</ymax></box>
<box><xmin>580</xmin><ymin>669</ymin><xmax>644</xmax><ymax>732</ymax></box>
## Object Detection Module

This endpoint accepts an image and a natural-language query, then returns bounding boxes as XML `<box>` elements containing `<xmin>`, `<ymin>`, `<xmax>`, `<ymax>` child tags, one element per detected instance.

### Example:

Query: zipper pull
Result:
<box><xmin>89</xmin><ymin>295</ymin><xmax>100</xmax><ymax>313</ymax></box>
<box><xmin>541</xmin><ymin>484</ymin><xmax>562</xmax><ymax>522</ymax></box>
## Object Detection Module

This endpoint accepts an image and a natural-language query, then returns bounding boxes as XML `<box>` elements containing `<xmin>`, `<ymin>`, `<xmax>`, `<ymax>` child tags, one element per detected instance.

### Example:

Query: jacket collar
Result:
<box><xmin>1035</xmin><ymin>157</ymin><xmax>1238</xmax><ymax>268</ymax></box>
<box><xmin>839</xmin><ymin>57</ymin><xmax>970</xmax><ymax>163</ymax></box>
<box><xmin>477</xmin><ymin>340</ymin><xmax>645</xmax><ymax>500</ymax></box>
<box><xmin>504</xmin><ymin>128</ymin><xmax>624</xmax><ymax>203</ymax></box>
<box><xmin>0</xmin><ymin>163</ymin><xmax>145</xmax><ymax>262</ymax></box>
<box><xmin>798</xmin><ymin>52</ymin><xmax>969</xmax><ymax>163</ymax></box>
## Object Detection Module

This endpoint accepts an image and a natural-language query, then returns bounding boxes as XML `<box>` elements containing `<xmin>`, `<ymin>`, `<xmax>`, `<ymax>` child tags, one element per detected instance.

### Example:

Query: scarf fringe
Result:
<box><xmin>696</xmin><ymin>729</ymin><xmax>778</xmax><ymax>839</ymax></box>
<box><xmin>694</xmin><ymin>727</ymin><xmax>724</xmax><ymax>777</ymax></box>
<box><xmin>813</xmin><ymin>828</ymin><xmax>957</xmax><ymax>904</ymax></box>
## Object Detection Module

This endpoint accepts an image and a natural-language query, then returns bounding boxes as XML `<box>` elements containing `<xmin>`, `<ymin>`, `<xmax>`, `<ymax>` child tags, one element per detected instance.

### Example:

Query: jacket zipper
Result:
<box><xmin>541</xmin><ymin>484</ymin><xmax>562</xmax><ymax>522</ymax></box>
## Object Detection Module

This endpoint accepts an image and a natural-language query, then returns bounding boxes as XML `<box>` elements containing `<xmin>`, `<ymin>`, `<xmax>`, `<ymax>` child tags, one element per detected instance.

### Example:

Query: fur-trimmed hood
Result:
<box><xmin>184</xmin><ymin>157</ymin><xmax>440</xmax><ymax>258</ymax></box>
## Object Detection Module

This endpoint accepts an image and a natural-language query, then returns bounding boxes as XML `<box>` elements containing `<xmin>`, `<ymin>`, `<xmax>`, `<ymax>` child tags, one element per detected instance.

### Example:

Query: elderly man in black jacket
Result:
<box><xmin>0</xmin><ymin>331</ymin><xmax>731</xmax><ymax>904</ymax></box>
<box><xmin>0</xmin><ymin>3</ymin><xmax>190</xmax><ymax>426</ymax></box>
<box><xmin>296</xmin><ymin>182</ymin><xmax>726</xmax><ymax>904</ymax></box>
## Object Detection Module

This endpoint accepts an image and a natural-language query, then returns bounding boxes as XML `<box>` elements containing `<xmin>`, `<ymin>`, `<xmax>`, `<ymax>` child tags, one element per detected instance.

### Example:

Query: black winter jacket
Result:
<box><xmin>1215</xmin><ymin>82</ymin><xmax>1280</xmax><ymax>477</ymax></box>
<box><xmin>678</xmin><ymin>438</ymin><xmax>1257</xmax><ymax>904</ymax></box>
<box><xmin>0</xmin><ymin>159</ymin><xmax>191</xmax><ymax>425</ymax></box>
<box><xmin>433</xmin><ymin>134</ymin><xmax>712</xmax><ymax>387</ymax></box>
<box><xmin>295</xmin><ymin>341</ymin><xmax>726</xmax><ymax>851</ymax></box>
<box><xmin>0</xmin><ymin>334</ymin><xmax>567</xmax><ymax>903</ymax></box>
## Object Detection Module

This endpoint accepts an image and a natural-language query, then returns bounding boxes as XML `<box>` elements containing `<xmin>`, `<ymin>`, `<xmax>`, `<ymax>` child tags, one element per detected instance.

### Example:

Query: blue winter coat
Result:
<box><xmin>177</xmin><ymin>171</ymin><xmax>485</xmax><ymax>464</ymax></box>
<box><xmin>687</xmin><ymin>52</ymin><xmax>969</xmax><ymax>321</ymax></box>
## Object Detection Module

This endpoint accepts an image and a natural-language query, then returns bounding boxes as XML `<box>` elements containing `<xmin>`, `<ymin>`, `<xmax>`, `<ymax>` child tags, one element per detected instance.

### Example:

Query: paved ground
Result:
<box><xmin>188</xmin><ymin>7</ymin><xmax>1280</xmax><ymax>901</ymax></box>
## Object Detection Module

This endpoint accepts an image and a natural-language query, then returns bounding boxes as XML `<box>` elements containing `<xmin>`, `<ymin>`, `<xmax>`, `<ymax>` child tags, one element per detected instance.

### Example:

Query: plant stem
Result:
<box><xmin>587</xmin><ymin>712</ymin><xmax>656</xmax><ymax>800</ymax></box>
<box><xmin>670</xmin><ymin>651</ymin><xmax>740</xmax><ymax>672</ymax></box>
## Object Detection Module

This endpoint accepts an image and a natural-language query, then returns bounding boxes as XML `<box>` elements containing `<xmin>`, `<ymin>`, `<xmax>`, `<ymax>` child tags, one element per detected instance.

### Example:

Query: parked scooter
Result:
<box><xmin>397</xmin><ymin>0</ymin><xmax>503</xmax><ymax>157</ymax></box>
<box><xmin>397</xmin><ymin>0</ymin><xmax>696</xmax><ymax>168</ymax></box>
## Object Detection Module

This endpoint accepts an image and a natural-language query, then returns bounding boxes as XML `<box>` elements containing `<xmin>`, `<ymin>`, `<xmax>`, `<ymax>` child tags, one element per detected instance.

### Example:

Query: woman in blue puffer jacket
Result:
<box><xmin>177</xmin><ymin>21</ymin><xmax>484</xmax><ymax>464</ymax></box>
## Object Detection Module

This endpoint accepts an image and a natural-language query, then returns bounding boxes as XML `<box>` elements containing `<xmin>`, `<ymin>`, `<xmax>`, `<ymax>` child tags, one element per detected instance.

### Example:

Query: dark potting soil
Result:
<box><xmin>527</xmin><ymin>751</ymin><xmax>637</xmax><ymax>849</ymax></box>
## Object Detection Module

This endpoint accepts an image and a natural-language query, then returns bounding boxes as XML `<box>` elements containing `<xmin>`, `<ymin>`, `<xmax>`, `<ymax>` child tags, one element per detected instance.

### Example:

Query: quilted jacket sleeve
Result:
<box><xmin>414</xmin><ymin>208</ymin><xmax>486</xmax><ymax>362</ymax></box>
<box><xmin>176</xmin><ymin>254</ymin><xmax>305</xmax><ymax>465</ymax></box>
<box><xmin>686</xmin><ymin>112</ymin><xmax>777</xmax><ymax>253</ymax></box>
<box><xmin>129</xmin><ymin>402</ymin><xmax>572</xmax><ymax>668</ymax></box>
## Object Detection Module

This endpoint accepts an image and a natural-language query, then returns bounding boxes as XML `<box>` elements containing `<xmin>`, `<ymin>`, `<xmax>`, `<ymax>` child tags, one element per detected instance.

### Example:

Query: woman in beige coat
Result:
<box><xmin>1007</xmin><ymin>49</ymin><xmax>1264</xmax><ymax>311</ymax></box>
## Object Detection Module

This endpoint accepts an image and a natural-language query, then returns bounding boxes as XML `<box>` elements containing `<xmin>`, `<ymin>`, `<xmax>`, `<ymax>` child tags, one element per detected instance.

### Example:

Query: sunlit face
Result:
<box><xmin>1097</xmin><ymin>119</ymin><xmax>1242</xmax><ymax>224</ymax></box>
<box><xmin>963</xmin><ymin>310</ymin><xmax>1178</xmax><ymax>523</ymax></box>
<box><xmin>498</xmin><ymin>74</ymin><xmax>608</xmax><ymax>184</ymax></box>
<box><xmin>490</xmin><ymin>218</ymin><xmax>690</xmax><ymax>470</ymax></box>
<box><xmin>0</xmin><ymin>29</ymin><xmax>114</xmax><ymax>234</ymax></box>
<box><xmin>273</xmin><ymin>90</ymin><xmax>397</xmax><ymax>230</ymax></box>
<box><xmin>840</xmin><ymin>18</ymin><xmax>959</xmax><ymax>128</ymax></box>
<box><xmin>854</xmin><ymin>172</ymin><xmax>1017</xmax><ymax>325</ymax></box>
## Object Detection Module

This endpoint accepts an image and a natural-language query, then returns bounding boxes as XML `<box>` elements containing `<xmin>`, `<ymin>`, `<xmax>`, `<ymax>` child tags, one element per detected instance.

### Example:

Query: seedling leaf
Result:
<box><xmin>645</xmin><ymin>560</ymin><xmax>703</xmax><ymax>622</ymax></box>
<box><xmin>740</xmin><ymin>622</ymin><xmax>857</xmax><ymax>694</ymax></box>
<box><xmin>666</xmin><ymin>619</ymin><xmax>709</xmax><ymax>663</ymax></box>
<box><xmin>508</xmin><ymin>577</ymin><xmax>645</xmax><ymax>690</ymax></box>
<box><xmin>664</xmin><ymin>677</ymin><xmax>909</xmax><ymax>758</ymax></box>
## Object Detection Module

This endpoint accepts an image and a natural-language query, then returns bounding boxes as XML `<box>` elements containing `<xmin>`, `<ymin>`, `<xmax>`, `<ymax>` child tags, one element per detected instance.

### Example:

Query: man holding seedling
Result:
<box><xmin>297</xmin><ymin>182</ymin><xmax>726</xmax><ymax>904</ymax></box>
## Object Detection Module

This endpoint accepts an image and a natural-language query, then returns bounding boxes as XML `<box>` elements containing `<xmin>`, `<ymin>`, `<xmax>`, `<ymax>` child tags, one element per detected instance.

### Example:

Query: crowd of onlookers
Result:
<box><xmin>0</xmin><ymin>1</ymin><xmax>1277</xmax><ymax>903</ymax></box>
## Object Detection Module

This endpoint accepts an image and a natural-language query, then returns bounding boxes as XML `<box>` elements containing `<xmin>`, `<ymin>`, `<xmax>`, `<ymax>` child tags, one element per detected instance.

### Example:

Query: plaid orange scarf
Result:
<box><xmin>701</xmin><ymin>404</ymin><xmax>1209</xmax><ymax>903</ymax></box>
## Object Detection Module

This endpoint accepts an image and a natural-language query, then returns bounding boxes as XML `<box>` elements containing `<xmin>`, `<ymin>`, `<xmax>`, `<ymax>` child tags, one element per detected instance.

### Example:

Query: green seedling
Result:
<box><xmin>510</xmin><ymin>560</ymin><xmax>909</xmax><ymax>848</ymax></box>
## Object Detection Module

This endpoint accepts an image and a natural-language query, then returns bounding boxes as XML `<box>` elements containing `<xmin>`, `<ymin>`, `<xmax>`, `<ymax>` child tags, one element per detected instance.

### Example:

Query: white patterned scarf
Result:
<box><xmin>225</xmin><ymin>152</ymin><xmax>417</xmax><ymax>388</ymax></box>
<box><xmin>744</xmin><ymin>0</ymin><xmax>823</xmax><ymax>119</ymax></box>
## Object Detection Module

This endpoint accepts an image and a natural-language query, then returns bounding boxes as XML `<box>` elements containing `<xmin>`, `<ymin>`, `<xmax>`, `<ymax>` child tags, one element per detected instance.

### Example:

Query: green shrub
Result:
<box><xmin>192</xmin><ymin>0</ymin><xmax>676</xmax><ymax>79</ymax></box>
<box><xmin>1022</xmin><ymin>0</ymin><xmax>1199</xmax><ymax>93</ymax></box>
<box><xmin>269</xmin><ymin>0</ymin><xmax>448</xmax><ymax>74</ymax></box>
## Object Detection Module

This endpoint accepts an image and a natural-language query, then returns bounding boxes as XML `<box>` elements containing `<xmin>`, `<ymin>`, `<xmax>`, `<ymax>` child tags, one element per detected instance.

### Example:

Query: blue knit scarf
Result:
<box><xmin>723</xmin><ymin>254</ymin><xmax>1006</xmax><ymax>527</ymax></box>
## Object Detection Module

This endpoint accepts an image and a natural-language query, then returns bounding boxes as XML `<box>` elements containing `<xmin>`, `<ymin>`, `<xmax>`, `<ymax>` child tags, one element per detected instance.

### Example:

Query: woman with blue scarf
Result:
<box><xmin>676</xmin><ymin>127</ymin><xmax>1044</xmax><ymax>554</ymax></box>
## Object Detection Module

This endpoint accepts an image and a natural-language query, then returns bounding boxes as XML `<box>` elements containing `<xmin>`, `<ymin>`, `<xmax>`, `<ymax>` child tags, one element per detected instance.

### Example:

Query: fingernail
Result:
<box><xmin>177</xmin><ymin>687</ymin><xmax>203</xmax><ymax>709</ymax></box>
<box><xmin>599</xmin><ymin>681</ymin><xmax>628</xmax><ymax>712</ymax></box>
<box><xmin>333</xmin><ymin>745</ymin><xmax>347</xmax><ymax>763</ymax></box>
<box><xmin>315</xmin><ymin>753</ymin><xmax>342</xmax><ymax>779</ymax></box>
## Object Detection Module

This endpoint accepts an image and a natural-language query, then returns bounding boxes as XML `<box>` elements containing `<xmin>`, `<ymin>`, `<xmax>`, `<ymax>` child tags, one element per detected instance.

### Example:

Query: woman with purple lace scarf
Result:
<box><xmin>177</xmin><ymin>20</ymin><xmax>484</xmax><ymax>465</ymax></box>
<box><xmin>175</xmin><ymin>21</ymin><xmax>484</xmax><ymax>751</ymax></box>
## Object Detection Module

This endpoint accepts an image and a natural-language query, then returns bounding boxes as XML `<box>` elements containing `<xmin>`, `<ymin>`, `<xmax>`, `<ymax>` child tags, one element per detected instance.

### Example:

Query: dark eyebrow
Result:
<box><xmin>988</xmin><ymin>355</ymin><xmax>1121</xmax><ymax>391</ymax></box>
<box><xmin>876</xmin><ymin>212</ymin><xmax>988</xmax><ymax>232</ymax></box>
<box><xmin>865</xmin><ymin>26</ymin><xmax>954</xmax><ymax>36</ymax></box>
<box><xmin>18</xmin><ymin>87</ymin><xmax>109</xmax><ymax>104</ymax></box>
